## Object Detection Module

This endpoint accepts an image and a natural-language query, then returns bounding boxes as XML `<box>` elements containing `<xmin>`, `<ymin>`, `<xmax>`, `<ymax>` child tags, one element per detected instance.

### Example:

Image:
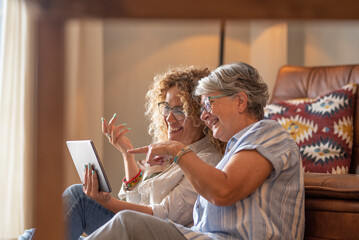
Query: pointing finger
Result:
<box><xmin>127</xmin><ymin>146</ymin><xmax>149</xmax><ymax>154</ymax></box>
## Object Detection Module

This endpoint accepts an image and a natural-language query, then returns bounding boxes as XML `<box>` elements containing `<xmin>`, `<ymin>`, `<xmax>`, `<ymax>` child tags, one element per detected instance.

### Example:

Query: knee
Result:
<box><xmin>114</xmin><ymin>210</ymin><xmax>144</xmax><ymax>229</ymax></box>
<box><xmin>112</xmin><ymin>211</ymin><xmax>163</xmax><ymax>239</ymax></box>
<box><xmin>115</xmin><ymin>210</ymin><xmax>156</xmax><ymax>227</ymax></box>
<box><xmin>62</xmin><ymin>184</ymin><xmax>83</xmax><ymax>204</ymax></box>
<box><xmin>115</xmin><ymin>210</ymin><xmax>138</xmax><ymax>222</ymax></box>
<box><xmin>18</xmin><ymin>228</ymin><xmax>36</xmax><ymax>240</ymax></box>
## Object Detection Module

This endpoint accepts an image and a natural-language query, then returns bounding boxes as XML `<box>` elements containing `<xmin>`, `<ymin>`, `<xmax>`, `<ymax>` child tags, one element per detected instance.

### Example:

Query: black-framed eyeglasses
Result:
<box><xmin>200</xmin><ymin>94</ymin><xmax>228</xmax><ymax>114</ymax></box>
<box><xmin>158</xmin><ymin>102</ymin><xmax>186</xmax><ymax>121</ymax></box>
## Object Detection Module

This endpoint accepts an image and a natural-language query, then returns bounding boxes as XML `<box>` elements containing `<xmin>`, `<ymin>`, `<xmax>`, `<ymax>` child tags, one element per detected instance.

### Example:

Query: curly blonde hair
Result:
<box><xmin>145</xmin><ymin>66</ymin><xmax>225</xmax><ymax>154</ymax></box>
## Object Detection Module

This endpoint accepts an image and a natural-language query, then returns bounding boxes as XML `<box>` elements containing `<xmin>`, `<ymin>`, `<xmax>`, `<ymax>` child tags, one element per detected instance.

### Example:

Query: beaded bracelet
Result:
<box><xmin>123</xmin><ymin>169</ymin><xmax>143</xmax><ymax>190</ymax></box>
<box><xmin>174</xmin><ymin>146</ymin><xmax>192</xmax><ymax>164</ymax></box>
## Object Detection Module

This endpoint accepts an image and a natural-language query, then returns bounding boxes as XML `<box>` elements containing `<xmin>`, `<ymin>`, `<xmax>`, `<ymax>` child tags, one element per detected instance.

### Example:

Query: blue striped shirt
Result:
<box><xmin>174</xmin><ymin>120</ymin><xmax>305</xmax><ymax>240</ymax></box>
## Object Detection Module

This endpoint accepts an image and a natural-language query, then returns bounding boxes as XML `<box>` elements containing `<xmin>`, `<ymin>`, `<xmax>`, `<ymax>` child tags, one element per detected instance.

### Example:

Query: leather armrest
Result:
<box><xmin>304</xmin><ymin>172</ymin><xmax>359</xmax><ymax>199</ymax></box>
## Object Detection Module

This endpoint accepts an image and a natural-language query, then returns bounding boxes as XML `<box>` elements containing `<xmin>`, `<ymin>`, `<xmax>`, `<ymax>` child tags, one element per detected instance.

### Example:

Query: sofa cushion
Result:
<box><xmin>264</xmin><ymin>83</ymin><xmax>357</xmax><ymax>174</ymax></box>
<box><xmin>304</xmin><ymin>172</ymin><xmax>359</xmax><ymax>200</ymax></box>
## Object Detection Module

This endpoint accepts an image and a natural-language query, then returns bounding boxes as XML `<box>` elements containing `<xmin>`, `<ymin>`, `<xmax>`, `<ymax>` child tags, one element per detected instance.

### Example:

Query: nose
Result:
<box><xmin>166</xmin><ymin>111</ymin><xmax>177</xmax><ymax>122</ymax></box>
<box><xmin>200</xmin><ymin>109</ymin><xmax>210</xmax><ymax>121</ymax></box>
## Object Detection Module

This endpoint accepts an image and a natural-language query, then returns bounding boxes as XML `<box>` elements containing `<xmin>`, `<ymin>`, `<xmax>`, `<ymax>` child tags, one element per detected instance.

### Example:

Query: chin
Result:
<box><xmin>214</xmin><ymin>132</ymin><xmax>228</xmax><ymax>142</ymax></box>
<box><xmin>168</xmin><ymin>134</ymin><xmax>180</xmax><ymax>142</ymax></box>
<box><xmin>212</xmin><ymin>130</ymin><xmax>221</xmax><ymax>140</ymax></box>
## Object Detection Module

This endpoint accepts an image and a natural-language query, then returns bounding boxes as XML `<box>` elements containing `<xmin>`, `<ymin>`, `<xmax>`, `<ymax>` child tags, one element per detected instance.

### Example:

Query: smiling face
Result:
<box><xmin>164</xmin><ymin>86</ymin><xmax>204</xmax><ymax>145</ymax></box>
<box><xmin>199</xmin><ymin>92</ymin><xmax>234</xmax><ymax>142</ymax></box>
<box><xmin>200</xmin><ymin>91</ymin><xmax>254</xmax><ymax>142</ymax></box>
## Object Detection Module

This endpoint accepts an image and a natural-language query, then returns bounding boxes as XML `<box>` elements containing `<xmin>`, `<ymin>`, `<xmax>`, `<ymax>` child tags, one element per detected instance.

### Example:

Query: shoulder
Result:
<box><xmin>250</xmin><ymin>119</ymin><xmax>286</xmax><ymax>134</ymax></box>
<box><xmin>197</xmin><ymin>150</ymin><xmax>223</xmax><ymax>166</ymax></box>
<box><xmin>231</xmin><ymin>119</ymin><xmax>299</xmax><ymax>162</ymax></box>
<box><xmin>197</xmin><ymin>143</ymin><xmax>223</xmax><ymax>166</ymax></box>
<box><xmin>241</xmin><ymin>119</ymin><xmax>295</xmax><ymax>147</ymax></box>
<box><xmin>230</xmin><ymin>120</ymin><xmax>301</xmax><ymax>179</ymax></box>
<box><xmin>190</xmin><ymin>136</ymin><xmax>223</xmax><ymax>166</ymax></box>
<box><xmin>197</xmin><ymin>144</ymin><xmax>223</xmax><ymax>166</ymax></box>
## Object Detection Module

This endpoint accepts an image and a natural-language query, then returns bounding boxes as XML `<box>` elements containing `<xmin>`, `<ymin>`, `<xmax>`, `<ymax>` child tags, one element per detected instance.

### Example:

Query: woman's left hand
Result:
<box><xmin>102</xmin><ymin>114</ymin><xmax>133</xmax><ymax>156</ymax></box>
<box><xmin>82</xmin><ymin>165</ymin><xmax>112</xmax><ymax>204</ymax></box>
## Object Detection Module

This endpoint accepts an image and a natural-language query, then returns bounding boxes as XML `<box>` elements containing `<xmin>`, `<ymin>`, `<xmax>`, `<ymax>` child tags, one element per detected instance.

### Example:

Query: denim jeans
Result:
<box><xmin>18</xmin><ymin>228</ymin><xmax>36</xmax><ymax>240</ymax></box>
<box><xmin>63</xmin><ymin>184</ymin><xmax>115</xmax><ymax>240</ymax></box>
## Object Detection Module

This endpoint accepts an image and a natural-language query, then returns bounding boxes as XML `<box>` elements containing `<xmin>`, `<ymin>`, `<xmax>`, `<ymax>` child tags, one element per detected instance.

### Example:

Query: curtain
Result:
<box><xmin>64</xmin><ymin>19</ymin><xmax>105</xmax><ymax>187</ymax></box>
<box><xmin>0</xmin><ymin>0</ymin><xmax>36</xmax><ymax>239</ymax></box>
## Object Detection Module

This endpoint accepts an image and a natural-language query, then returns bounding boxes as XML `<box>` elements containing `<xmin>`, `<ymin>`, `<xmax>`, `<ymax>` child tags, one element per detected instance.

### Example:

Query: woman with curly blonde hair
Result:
<box><xmin>146</xmin><ymin>66</ymin><xmax>225</xmax><ymax>152</ymax></box>
<box><xmin>60</xmin><ymin>66</ymin><xmax>224</xmax><ymax>240</ymax></box>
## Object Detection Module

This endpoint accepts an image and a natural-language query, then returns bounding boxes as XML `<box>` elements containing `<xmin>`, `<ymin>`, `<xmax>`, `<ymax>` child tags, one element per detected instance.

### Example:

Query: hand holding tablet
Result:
<box><xmin>66</xmin><ymin>140</ymin><xmax>112</xmax><ymax>192</ymax></box>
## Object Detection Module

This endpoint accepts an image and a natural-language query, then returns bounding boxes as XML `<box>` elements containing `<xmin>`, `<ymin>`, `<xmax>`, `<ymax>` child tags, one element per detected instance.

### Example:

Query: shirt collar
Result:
<box><xmin>225</xmin><ymin>122</ymin><xmax>257</xmax><ymax>154</ymax></box>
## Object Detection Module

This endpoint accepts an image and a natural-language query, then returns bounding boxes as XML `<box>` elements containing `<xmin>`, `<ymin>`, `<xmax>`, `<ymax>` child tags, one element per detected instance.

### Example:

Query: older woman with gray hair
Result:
<box><xmin>85</xmin><ymin>62</ymin><xmax>305</xmax><ymax>240</ymax></box>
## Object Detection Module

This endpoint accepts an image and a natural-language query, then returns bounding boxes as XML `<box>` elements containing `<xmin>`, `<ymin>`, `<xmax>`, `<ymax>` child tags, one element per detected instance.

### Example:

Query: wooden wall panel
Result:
<box><xmin>31</xmin><ymin>0</ymin><xmax>359</xmax><ymax>19</ymax></box>
<box><xmin>35</xmin><ymin>14</ymin><xmax>65</xmax><ymax>240</ymax></box>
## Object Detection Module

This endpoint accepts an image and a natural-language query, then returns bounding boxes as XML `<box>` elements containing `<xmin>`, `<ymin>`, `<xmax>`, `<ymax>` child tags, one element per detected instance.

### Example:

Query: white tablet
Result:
<box><xmin>66</xmin><ymin>140</ymin><xmax>112</xmax><ymax>192</ymax></box>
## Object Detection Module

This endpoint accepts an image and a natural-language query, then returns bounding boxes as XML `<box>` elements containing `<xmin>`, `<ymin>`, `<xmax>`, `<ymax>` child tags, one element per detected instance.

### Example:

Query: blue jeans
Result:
<box><xmin>63</xmin><ymin>184</ymin><xmax>115</xmax><ymax>240</ymax></box>
<box><xmin>18</xmin><ymin>228</ymin><xmax>36</xmax><ymax>240</ymax></box>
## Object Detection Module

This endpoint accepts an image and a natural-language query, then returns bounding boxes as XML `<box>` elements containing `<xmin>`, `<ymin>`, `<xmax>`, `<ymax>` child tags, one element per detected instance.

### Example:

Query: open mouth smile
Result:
<box><xmin>208</xmin><ymin>118</ymin><xmax>219</xmax><ymax>128</ymax></box>
<box><xmin>169</xmin><ymin>126</ymin><xmax>183</xmax><ymax>133</ymax></box>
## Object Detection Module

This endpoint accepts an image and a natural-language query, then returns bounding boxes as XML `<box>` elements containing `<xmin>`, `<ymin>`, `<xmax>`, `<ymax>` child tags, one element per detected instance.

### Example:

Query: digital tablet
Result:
<box><xmin>66</xmin><ymin>140</ymin><xmax>112</xmax><ymax>192</ymax></box>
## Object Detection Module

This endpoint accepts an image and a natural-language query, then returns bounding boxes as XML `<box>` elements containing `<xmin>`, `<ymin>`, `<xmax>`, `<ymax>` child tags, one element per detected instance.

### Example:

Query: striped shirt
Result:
<box><xmin>174</xmin><ymin>120</ymin><xmax>305</xmax><ymax>240</ymax></box>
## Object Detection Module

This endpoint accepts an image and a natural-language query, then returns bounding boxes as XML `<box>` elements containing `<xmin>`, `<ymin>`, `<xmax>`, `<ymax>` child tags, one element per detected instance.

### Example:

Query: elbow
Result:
<box><xmin>209</xmin><ymin>189</ymin><xmax>242</xmax><ymax>206</ymax></box>
<box><xmin>211</xmin><ymin>198</ymin><xmax>231</xmax><ymax>206</ymax></box>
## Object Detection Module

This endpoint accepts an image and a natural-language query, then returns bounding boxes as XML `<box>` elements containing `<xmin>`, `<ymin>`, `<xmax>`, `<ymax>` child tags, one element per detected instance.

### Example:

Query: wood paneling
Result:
<box><xmin>31</xmin><ymin>0</ymin><xmax>359</xmax><ymax>19</ymax></box>
<box><xmin>35</xmin><ymin>14</ymin><xmax>65</xmax><ymax>240</ymax></box>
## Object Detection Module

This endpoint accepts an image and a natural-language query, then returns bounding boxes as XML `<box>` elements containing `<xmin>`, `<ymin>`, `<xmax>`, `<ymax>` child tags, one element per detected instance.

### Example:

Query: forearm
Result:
<box><xmin>122</xmin><ymin>153</ymin><xmax>140</xmax><ymax>180</ymax></box>
<box><xmin>158</xmin><ymin>142</ymin><xmax>232</xmax><ymax>205</ymax></box>
<box><xmin>127</xmin><ymin>141</ymin><xmax>239</xmax><ymax>205</ymax></box>
<box><xmin>178</xmin><ymin>149</ymin><xmax>273</xmax><ymax>206</ymax></box>
<box><xmin>178</xmin><ymin>152</ymin><xmax>230</xmax><ymax>205</ymax></box>
<box><xmin>101</xmin><ymin>196</ymin><xmax>153</xmax><ymax>215</ymax></box>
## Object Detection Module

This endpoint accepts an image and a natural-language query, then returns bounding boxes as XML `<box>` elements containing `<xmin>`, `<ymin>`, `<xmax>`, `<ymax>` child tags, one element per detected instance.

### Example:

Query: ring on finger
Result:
<box><xmin>106</xmin><ymin>132</ymin><xmax>111</xmax><ymax>139</ymax></box>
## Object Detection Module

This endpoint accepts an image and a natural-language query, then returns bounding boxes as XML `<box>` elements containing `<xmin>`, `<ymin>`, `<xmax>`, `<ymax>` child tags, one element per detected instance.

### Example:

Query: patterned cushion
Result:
<box><xmin>264</xmin><ymin>83</ymin><xmax>357</xmax><ymax>174</ymax></box>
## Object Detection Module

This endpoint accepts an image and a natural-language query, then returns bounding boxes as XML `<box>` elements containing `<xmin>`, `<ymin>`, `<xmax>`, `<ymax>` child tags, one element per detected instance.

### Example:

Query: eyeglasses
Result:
<box><xmin>201</xmin><ymin>94</ymin><xmax>228</xmax><ymax>114</ymax></box>
<box><xmin>158</xmin><ymin>102</ymin><xmax>186</xmax><ymax>121</ymax></box>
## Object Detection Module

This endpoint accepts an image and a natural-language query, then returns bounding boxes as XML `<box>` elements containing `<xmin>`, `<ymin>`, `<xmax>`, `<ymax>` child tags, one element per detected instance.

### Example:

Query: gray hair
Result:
<box><xmin>194</xmin><ymin>62</ymin><xmax>269</xmax><ymax>120</ymax></box>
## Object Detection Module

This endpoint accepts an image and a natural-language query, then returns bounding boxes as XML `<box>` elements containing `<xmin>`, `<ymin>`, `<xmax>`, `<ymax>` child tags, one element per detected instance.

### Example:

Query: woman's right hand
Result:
<box><xmin>83</xmin><ymin>164</ymin><xmax>112</xmax><ymax>205</ymax></box>
<box><xmin>128</xmin><ymin>141</ymin><xmax>185</xmax><ymax>166</ymax></box>
<box><xmin>102</xmin><ymin>113</ymin><xmax>133</xmax><ymax>156</ymax></box>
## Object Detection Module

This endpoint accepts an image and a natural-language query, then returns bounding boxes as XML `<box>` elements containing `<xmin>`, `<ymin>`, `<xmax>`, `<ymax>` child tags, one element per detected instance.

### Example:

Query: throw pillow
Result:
<box><xmin>264</xmin><ymin>83</ymin><xmax>357</xmax><ymax>174</ymax></box>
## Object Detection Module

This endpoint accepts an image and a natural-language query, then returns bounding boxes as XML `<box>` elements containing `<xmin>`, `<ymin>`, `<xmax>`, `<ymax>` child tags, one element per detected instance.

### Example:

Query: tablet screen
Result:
<box><xmin>66</xmin><ymin>140</ymin><xmax>112</xmax><ymax>192</ymax></box>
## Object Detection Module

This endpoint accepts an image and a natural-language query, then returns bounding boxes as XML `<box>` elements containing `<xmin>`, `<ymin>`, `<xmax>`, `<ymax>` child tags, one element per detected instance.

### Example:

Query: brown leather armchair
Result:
<box><xmin>271</xmin><ymin>65</ymin><xmax>359</xmax><ymax>240</ymax></box>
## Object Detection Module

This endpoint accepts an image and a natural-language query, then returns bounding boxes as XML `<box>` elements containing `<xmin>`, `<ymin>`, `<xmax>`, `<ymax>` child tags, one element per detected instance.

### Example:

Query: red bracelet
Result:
<box><xmin>123</xmin><ymin>169</ymin><xmax>142</xmax><ymax>183</ymax></box>
<box><xmin>123</xmin><ymin>169</ymin><xmax>143</xmax><ymax>190</ymax></box>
